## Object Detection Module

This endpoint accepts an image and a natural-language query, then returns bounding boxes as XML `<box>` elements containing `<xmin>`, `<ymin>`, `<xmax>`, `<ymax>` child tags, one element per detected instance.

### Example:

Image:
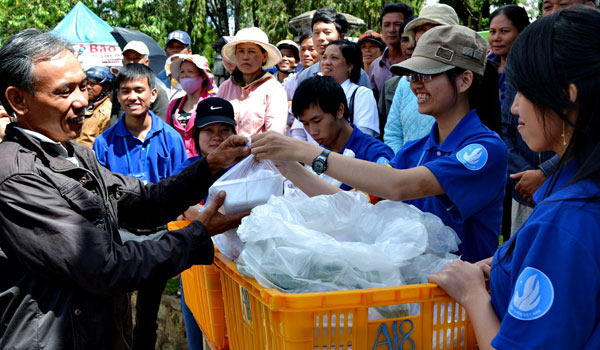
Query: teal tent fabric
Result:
<box><xmin>52</xmin><ymin>1</ymin><xmax>116</xmax><ymax>44</ymax></box>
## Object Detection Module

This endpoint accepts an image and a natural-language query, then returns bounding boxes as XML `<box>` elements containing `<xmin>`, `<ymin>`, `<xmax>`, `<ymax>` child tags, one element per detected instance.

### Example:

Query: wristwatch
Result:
<box><xmin>311</xmin><ymin>149</ymin><xmax>331</xmax><ymax>175</ymax></box>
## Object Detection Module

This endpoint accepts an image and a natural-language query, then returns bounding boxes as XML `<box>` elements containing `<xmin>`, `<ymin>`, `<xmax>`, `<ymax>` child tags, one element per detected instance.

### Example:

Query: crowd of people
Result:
<box><xmin>0</xmin><ymin>0</ymin><xmax>599</xmax><ymax>349</ymax></box>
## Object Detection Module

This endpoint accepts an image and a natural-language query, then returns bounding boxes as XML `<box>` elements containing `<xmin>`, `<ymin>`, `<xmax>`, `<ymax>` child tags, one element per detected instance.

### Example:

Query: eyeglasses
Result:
<box><xmin>405</xmin><ymin>73</ymin><xmax>436</xmax><ymax>83</ymax></box>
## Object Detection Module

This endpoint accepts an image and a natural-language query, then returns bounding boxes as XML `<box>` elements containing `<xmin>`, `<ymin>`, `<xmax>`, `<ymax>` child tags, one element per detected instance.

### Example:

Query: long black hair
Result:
<box><xmin>500</xmin><ymin>7</ymin><xmax>600</xmax><ymax>258</ymax></box>
<box><xmin>444</xmin><ymin>62</ymin><xmax>501</xmax><ymax>135</ymax></box>
<box><xmin>505</xmin><ymin>7</ymin><xmax>600</xmax><ymax>189</ymax></box>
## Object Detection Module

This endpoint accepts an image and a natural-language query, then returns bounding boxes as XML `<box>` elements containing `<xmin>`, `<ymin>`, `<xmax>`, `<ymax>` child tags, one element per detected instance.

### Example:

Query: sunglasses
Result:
<box><xmin>405</xmin><ymin>73</ymin><xmax>438</xmax><ymax>83</ymax></box>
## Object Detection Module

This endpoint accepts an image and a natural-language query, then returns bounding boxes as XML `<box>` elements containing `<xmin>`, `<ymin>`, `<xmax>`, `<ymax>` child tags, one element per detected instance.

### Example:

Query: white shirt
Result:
<box><xmin>340</xmin><ymin>79</ymin><xmax>379</xmax><ymax>137</ymax></box>
<box><xmin>15</xmin><ymin>127</ymin><xmax>80</xmax><ymax>166</ymax></box>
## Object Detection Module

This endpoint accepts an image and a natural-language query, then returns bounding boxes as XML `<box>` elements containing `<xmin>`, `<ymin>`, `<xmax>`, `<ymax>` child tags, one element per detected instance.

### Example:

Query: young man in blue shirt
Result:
<box><xmin>93</xmin><ymin>63</ymin><xmax>187</xmax><ymax>350</ymax></box>
<box><xmin>291</xmin><ymin>76</ymin><xmax>394</xmax><ymax>191</ymax></box>
<box><xmin>94</xmin><ymin>63</ymin><xmax>187</xmax><ymax>184</ymax></box>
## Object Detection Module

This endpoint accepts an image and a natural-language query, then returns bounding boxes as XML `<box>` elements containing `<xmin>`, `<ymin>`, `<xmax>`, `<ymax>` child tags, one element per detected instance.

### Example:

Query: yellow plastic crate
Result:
<box><xmin>168</xmin><ymin>221</ymin><xmax>229</xmax><ymax>350</ymax></box>
<box><xmin>214</xmin><ymin>252</ymin><xmax>477</xmax><ymax>350</ymax></box>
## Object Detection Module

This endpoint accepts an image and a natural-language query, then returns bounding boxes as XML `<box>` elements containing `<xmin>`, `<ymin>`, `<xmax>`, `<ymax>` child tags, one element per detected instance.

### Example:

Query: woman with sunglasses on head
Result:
<box><xmin>429</xmin><ymin>8</ymin><xmax>600</xmax><ymax>349</ymax></box>
<box><xmin>252</xmin><ymin>25</ymin><xmax>506</xmax><ymax>263</ymax></box>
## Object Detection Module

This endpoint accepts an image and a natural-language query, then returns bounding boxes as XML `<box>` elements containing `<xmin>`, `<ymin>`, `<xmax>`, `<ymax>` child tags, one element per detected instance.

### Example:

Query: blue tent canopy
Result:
<box><xmin>52</xmin><ymin>1</ymin><xmax>116</xmax><ymax>44</ymax></box>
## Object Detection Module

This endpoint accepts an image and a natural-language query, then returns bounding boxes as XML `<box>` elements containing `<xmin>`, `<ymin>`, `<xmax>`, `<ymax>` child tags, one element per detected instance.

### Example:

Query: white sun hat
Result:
<box><xmin>221</xmin><ymin>27</ymin><xmax>282</xmax><ymax>69</ymax></box>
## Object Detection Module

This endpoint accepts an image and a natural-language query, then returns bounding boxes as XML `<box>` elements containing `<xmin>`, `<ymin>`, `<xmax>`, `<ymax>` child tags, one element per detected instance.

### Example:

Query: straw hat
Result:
<box><xmin>221</xmin><ymin>27</ymin><xmax>282</xmax><ymax>69</ymax></box>
<box><xmin>170</xmin><ymin>54</ymin><xmax>211</xmax><ymax>81</ymax></box>
<box><xmin>276</xmin><ymin>40</ymin><xmax>300</xmax><ymax>61</ymax></box>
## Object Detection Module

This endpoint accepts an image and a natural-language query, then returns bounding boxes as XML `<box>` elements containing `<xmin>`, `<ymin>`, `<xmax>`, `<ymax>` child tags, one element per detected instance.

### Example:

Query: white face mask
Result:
<box><xmin>180</xmin><ymin>76</ymin><xmax>204</xmax><ymax>94</ymax></box>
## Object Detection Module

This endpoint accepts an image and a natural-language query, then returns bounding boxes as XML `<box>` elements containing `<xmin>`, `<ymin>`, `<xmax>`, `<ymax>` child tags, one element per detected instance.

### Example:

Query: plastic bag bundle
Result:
<box><xmin>207</xmin><ymin>154</ymin><xmax>283</xmax><ymax>215</ymax></box>
<box><xmin>207</xmin><ymin>154</ymin><xmax>284</xmax><ymax>259</ymax></box>
<box><xmin>235</xmin><ymin>192</ymin><xmax>460</xmax><ymax>296</ymax></box>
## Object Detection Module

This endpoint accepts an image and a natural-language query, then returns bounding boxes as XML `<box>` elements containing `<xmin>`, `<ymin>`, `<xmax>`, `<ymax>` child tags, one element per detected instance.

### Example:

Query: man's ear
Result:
<box><xmin>456</xmin><ymin>70</ymin><xmax>474</xmax><ymax>94</ymax></box>
<box><xmin>336</xmin><ymin>103</ymin><xmax>345</xmax><ymax>120</ymax></box>
<box><xmin>149</xmin><ymin>87</ymin><xmax>158</xmax><ymax>104</ymax></box>
<box><xmin>5</xmin><ymin>87</ymin><xmax>28</xmax><ymax>117</ymax></box>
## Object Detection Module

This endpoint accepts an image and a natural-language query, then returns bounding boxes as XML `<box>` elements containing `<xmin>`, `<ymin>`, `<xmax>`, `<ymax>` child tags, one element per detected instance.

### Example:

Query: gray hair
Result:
<box><xmin>0</xmin><ymin>29</ymin><xmax>73</xmax><ymax>114</ymax></box>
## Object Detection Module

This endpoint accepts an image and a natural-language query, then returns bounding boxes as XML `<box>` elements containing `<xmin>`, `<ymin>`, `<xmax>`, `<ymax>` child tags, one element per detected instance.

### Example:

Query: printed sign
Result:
<box><xmin>373</xmin><ymin>319</ymin><xmax>415</xmax><ymax>350</ymax></box>
<box><xmin>73</xmin><ymin>42</ymin><xmax>123</xmax><ymax>67</ymax></box>
<box><xmin>240</xmin><ymin>287</ymin><xmax>252</xmax><ymax>324</ymax></box>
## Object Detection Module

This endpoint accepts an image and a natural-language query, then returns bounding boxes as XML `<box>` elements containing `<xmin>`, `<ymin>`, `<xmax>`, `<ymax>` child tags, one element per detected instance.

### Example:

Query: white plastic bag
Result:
<box><xmin>207</xmin><ymin>154</ymin><xmax>284</xmax><ymax>214</ymax></box>
<box><xmin>207</xmin><ymin>154</ymin><xmax>284</xmax><ymax>260</ymax></box>
<box><xmin>235</xmin><ymin>192</ymin><xmax>460</xmax><ymax>295</ymax></box>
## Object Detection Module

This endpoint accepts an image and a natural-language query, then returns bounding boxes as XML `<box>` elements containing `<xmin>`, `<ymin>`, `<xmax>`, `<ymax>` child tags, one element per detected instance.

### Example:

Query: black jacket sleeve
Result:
<box><xmin>108</xmin><ymin>156</ymin><xmax>223</xmax><ymax>230</ymax></box>
<box><xmin>0</xmin><ymin>171</ymin><xmax>214</xmax><ymax>297</ymax></box>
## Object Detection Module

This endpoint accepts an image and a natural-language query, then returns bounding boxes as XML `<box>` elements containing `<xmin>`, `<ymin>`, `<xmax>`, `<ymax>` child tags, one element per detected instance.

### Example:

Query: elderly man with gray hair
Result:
<box><xmin>0</xmin><ymin>29</ymin><xmax>249</xmax><ymax>348</ymax></box>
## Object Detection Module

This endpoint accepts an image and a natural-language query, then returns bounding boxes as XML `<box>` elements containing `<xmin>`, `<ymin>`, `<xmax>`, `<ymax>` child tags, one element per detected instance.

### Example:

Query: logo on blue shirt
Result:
<box><xmin>376</xmin><ymin>157</ymin><xmax>390</xmax><ymax>165</ymax></box>
<box><xmin>456</xmin><ymin>143</ymin><xmax>488</xmax><ymax>171</ymax></box>
<box><xmin>508</xmin><ymin>267</ymin><xmax>554</xmax><ymax>321</ymax></box>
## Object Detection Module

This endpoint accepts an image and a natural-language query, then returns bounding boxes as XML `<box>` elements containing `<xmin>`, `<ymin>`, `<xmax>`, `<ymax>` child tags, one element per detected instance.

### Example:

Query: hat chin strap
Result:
<box><xmin>276</xmin><ymin>66</ymin><xmax>294</xmax><ymax>74</ymax></box>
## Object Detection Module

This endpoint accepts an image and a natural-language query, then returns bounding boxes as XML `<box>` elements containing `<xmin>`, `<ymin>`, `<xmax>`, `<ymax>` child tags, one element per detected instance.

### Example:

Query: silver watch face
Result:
<box><xmin>313</xmin><ymin>159</ymin><xmax>325</xmax><ymax>173</ymax></box>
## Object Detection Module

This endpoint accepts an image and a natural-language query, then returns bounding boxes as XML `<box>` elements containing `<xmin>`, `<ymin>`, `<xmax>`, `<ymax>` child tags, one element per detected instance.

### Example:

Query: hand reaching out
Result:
<box><xmin>196</xmin><ymin>191</ymin><xmax>249</xmax><ymax>236</ymax></box>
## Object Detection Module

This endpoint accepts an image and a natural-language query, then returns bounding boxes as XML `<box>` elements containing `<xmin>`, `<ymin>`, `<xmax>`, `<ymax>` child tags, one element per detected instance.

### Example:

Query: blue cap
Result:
<box><xmin>167</xmin><ymin>30</ymin><xmax>191</xmax><ymax>46</ymax></box>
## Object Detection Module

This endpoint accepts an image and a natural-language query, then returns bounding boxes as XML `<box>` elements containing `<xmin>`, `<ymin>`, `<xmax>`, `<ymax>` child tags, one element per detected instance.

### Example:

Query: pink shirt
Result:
<box><xmin>217</xmin><ymin>74</ymin><xmax>288</xmax><ymax>138</ymax></box>
<box><xmin>166</xmin><ymin>89</ymin><xmax>215</xmax><ymax>157</ymax></box>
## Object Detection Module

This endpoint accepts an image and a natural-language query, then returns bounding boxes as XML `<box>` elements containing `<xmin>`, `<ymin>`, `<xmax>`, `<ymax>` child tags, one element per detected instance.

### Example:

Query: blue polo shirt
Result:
<box><xmin>335</xmin><ymin>126</ymin><xmax>394</xmax><ymax>191</ymax></box>
<box><xmin>490</xmin><ymin>160</ymin><xmax>600</xmax><ymax>349</ymax></box>
<box><xmin>93</xmin><ymin>111</ymin><xmax>188</xmax><ymax>184</ymax></box>
<box><xmin>390</xmin><ymin>109</ymin><xmax>508</xmax><ymax>262</ymax></box>
<box><xmin>175</xmin><ymin>155</ymin><xmax>200</xmax><ymax>174</ymax></box>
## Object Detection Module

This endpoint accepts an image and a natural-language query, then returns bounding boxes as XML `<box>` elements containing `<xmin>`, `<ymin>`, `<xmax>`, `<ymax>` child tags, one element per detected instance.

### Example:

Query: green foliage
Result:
<box><xmin>0</xmin><ymin>0</ymin><xmax>83</xmax><ymax>43</ymax></box>
<box><xmin>1</xmin><ymin>0</ymin><xmax>534</xmax><ymax>61</ymax></box>
<box><xmin>164</xmin><ymin>279</ymin><xmax>180</xmax><ymax>296</ymax></box>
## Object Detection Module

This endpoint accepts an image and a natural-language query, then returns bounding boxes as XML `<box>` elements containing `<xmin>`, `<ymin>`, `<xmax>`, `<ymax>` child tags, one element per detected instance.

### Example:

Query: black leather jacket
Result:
<box><xmin>0</xmin><ymin>125</ymin><xmax>216</xmax><ymax>349</ymax></box>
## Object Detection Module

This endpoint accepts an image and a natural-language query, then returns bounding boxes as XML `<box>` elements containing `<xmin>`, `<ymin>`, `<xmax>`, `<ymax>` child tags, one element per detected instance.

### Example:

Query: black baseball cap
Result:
<box><xmin>194</xmin><ymin>97</ymin><xmax>237</xmax><ymax>129</ymax></box>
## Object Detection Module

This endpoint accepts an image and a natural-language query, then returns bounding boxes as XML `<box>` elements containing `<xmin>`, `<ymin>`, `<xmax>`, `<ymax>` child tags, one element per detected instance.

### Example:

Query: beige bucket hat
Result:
<box><xmin>404</xmin><ymin>4</ymin><xmax>459</xmax><ymax>40</ymax></box>
<box><xmin>392</xmin><ymin>25</ymin><xmax>488</xmax><ymax>76</ymax></box>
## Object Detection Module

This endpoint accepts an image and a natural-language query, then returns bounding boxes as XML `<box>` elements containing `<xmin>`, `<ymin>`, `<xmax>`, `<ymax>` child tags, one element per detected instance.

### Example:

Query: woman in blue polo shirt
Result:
<box><xmin>429</xmin><ymin>8</ymin><xmax>600</xmax><ymax>349</ymax></box>
<box><xmin>252</xmin><ymin>25</ymin><xmax>506</xmax><ymax>263</ymax></box>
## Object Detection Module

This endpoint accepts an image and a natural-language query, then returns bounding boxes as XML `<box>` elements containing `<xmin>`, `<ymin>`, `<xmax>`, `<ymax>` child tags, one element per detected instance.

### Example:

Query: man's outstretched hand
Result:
<box><xmin>196</xmin><ymin>191</ymin><xmax>249</xmax><ymax>236</ymax></box>
<box><xmin>206</xmin><ymin>135</ymin><xmax>250</xmax><ymax>176</ymax></box>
